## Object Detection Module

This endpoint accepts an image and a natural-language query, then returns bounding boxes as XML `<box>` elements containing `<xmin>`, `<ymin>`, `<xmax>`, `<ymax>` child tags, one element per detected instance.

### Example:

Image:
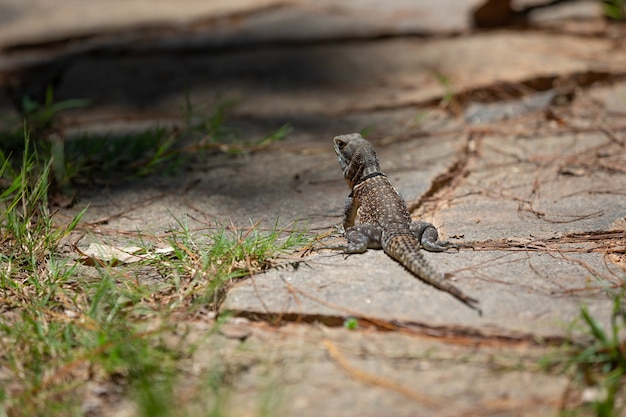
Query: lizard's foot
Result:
<box><xmin>414</xmin><ymin>222</ymin><xmax>459</xmax><ymax>252</ymax></box>
<box><xmin>343</xmin><ymin>240</ymin><xmax>369</xmax><ymax>254</ymax></box>
<box><xmin>306</xmin><ymin>243</ymin><xmax>357</xmax><ymax>260</ymax></box>
<box><xmin>313</xmin><ymin>241</ymin><xmax>366</xmax><ymax>255</ymax></box>
<box><xmin>314</xmin><ymin>243</ymin><xmax>346</xmax><ymax>252</ymax></box>
<box><xmin>421</xmin><ymin>239</ymin><xmax>459</xmax><ymax>252</ymax></box>
<box><xmin>315</xmin><ymin>242</ymin><xmax>364</xmax><ymax>259</ymax></box>
<box><xmin>344</xmin><ymin>224</ymin><xmax>382</xmax><ymax>253</ymax></box>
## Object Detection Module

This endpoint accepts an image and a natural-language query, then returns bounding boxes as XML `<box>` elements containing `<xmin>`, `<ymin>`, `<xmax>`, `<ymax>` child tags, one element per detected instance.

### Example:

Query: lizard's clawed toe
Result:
<box><xmin>422</xmin><ymin>240</ymin><xmax>459</xmax><ymax>252</ymax></box>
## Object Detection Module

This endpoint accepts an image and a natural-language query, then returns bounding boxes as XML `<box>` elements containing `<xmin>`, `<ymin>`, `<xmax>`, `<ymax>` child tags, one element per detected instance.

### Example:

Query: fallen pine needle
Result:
<box><xmin>322</xmin><ymin>339</ymin><xmax>439</xmax><ymax>407</ymax></box>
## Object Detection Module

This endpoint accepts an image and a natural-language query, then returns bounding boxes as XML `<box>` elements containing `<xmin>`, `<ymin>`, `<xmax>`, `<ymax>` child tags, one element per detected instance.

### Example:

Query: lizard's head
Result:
<box><xmin>333</xmin><ymin>133</ymin><xmax>381</xmax><ymax>188</ymax></box>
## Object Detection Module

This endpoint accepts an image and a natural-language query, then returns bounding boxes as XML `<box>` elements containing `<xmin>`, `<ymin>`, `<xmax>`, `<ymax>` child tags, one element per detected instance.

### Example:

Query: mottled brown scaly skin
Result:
<box><xmin>333</xmin><ymin>133</ymin><xmax>481</xmax><ymax>314</ymax></box>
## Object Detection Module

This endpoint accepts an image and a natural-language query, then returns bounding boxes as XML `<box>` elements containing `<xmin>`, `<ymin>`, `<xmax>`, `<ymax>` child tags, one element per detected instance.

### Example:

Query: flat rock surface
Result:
<box><xmin>0</xmin><ymin>0</ymin><xmax>476</xmax><ymax>70</ymax></box>
<box><xmin>92</xmin><ymin>320</ymin><xmax>568</xmax><ymax>417</ymax></box>
<box><xmin>24</xmin><ymin>32</ymin><xmax>626</xmax><ymax>120</ymax></box>
<box><xmin>0</xmin><ymin>0</ymin><xmax>288</xmax><ymax>47</ymax></box>
<box><xmin>221</xmin><ymin>89</ymin><xmax>626</xmax><ymax>338</ymax></box>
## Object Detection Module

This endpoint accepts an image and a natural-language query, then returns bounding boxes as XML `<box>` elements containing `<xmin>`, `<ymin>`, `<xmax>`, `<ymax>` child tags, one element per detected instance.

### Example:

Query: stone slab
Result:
<box><xmin>0</xmin><ymin>0</ymin><xmax>475</xmax><ymax>67</ymax></box>
<box><xmin>54</xmin><ymin>82</ymin><xmax>626</xmax><ymax>340</ymax></box>
<box><xmin>68</xmin><ymin>118</ymin><xmax>463</xmax><ymax>236</ymax></box>
<box><xmin>95</xmin><ymin>320</ymin><xmax>569</xmax><ymax>417</ymax></box>
<box><xmin>0</xmin><ymin>0</ymin><xmax>290</xmax><ymax>48</ymax></box>
<box><xmin>222</xmin><ymin>248</ymin><xmax>619</xmax><ymax>338</ymax></box>
<box><xmin>221</xmin><ymin>88</ymin><xmax>626</xmax><ymax>339</ymax></box>
<box><xmin>217</xmin><ymin>323</ymin><xmax>568</xmax><ymax>417</ymax></box>
<box><xmin>42</xmin><ymin>32</ymin><xmax>626</xmax><ymax>124</ymax></box>
<box><xmin>442</xmin><ymin>133</ymin><xmax>626</xmax><ymax>241</ymax></box>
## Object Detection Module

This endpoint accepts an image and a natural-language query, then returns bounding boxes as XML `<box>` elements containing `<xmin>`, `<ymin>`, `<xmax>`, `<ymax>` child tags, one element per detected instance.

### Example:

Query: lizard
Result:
<box><xmin>333</xmin><ymin>133</ymin><xmax>481</xmax><ymax>314</ymax></box>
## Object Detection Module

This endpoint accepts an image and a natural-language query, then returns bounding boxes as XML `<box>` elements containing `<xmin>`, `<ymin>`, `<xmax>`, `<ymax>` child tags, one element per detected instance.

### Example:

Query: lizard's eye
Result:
<box><xmin>335</xmin><ymin>139</ymin><xmax>347</xmax><ymax>150</ymax></box>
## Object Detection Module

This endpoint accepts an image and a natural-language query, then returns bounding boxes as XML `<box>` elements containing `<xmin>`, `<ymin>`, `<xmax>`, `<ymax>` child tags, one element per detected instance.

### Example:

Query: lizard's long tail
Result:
<box><xmin>384</xmin><ymin>233</ymin><xmax>482</xmax><ymax>315</ymax></box>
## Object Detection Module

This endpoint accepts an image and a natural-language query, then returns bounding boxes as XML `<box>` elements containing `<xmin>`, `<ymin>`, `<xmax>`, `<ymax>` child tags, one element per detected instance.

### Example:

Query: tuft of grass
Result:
<box><xmin>65</xmin><ymin>127</ymin><xmax>182</xmax><ymax>182</ymax></box>
<box><xmin>0</xmin><ymin>131</ymin><xmax>85</xmax><ymax>260</ymax></box>
<box><xmin>432</xmin><ymin>71</ymin><xmax>461</xmax><ymax>115</ymax></box>
<box><xmin>21</xmin><ymin>86</ymin><xmax>89</xmax><ymax>134</ymax></box>
<box><xmin>2</xmin><ymin>91</ymin><xmax>291</xmax><ymax>190</ymax></box>
<box><xmin>154</xmin><ymin>217</ymin><xmax>309</xmax><ymax>311</ymax></box>
<box><xmin>0</xmin><ymin>133</ymin><xmax>88</xmax><ymax>416</ymax></box>
<box><xmin>544</xmin><ymin>294</ymin><xmax>626</xmax><ymax>417</ymax></box>
<box><xmin>0</xmin><ymin>131</ymin><xmax>310</xmax><ymax>416</ymax></box>
<box><xmin>21</xmin><ymin>86</ymin><xmax>90</xmax><ymax>190</ymax></box>
<box><xmin>60</xmin><ymin>113</ymin><xmax>291</xmax><ymax>185</ymax></box>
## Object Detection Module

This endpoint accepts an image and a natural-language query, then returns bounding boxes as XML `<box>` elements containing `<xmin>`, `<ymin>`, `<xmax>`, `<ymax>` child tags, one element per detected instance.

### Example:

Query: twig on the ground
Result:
<box><xmin>322</xmin><ymin>339</ymin><xmax>439</xmax><ymax>407</ymax></box>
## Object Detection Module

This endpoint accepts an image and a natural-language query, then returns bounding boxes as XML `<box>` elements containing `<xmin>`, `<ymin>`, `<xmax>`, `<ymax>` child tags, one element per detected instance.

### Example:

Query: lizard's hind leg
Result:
<box><xmin>344</xmin><ymin>224</ymin><xmax>383</xmax><ymax>253</ymax></box>
<box><xmin>410</xmin><ymin>221</ymin><xmax>458</xmax><ymax>252</ymax></box>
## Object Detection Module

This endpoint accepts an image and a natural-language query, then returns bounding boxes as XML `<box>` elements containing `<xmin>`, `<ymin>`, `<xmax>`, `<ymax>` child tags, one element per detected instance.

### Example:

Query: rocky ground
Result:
<box><xmin>1</xmin><ymin>1</ymin><xmax>626</xmax><ymax>416</ymax></box>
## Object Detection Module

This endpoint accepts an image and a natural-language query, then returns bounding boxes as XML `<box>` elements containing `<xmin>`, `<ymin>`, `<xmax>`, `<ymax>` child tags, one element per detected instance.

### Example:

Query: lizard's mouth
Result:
<box><xmin>335</xmin><ymin>152</ymin><xmax>349</xmax><ymax>172</ymax></box>
<box><xmin>333</xmin><ymin>144</ymin><xmax>347</xmax><ymax>170</ymax></box>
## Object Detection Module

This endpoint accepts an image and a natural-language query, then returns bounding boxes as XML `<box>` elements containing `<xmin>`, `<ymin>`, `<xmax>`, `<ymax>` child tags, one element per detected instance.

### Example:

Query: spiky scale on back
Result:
<box><xmin>333</xmin><ymin>133</ymin><xmax>481</xmax><ymax>314</ymax></box>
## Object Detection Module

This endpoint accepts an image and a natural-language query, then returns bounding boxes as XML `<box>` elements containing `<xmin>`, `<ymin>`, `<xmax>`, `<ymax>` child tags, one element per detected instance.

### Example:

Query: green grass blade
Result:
<box><xmin>581</xmin><ymin>305</ymin><xmax>609</xmax><ymax>346</ymax></box>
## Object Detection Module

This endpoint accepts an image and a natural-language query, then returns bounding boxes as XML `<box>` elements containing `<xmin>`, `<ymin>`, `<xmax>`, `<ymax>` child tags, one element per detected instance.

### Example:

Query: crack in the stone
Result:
<box><xmin>408</xmin><ymin>134</ymin><xmax>474</xmax><ymax>215</ymax></box>
<box><xmin>230</xmin><ymin>310</ymin><xmax>568</xmax><ymax>347</ymax></box>
<box><xmin>334</xmin><ymin>71</ymin><xmax>626</xmax><ymax>117</ymax></box>
<box><xmin>465</xmin><ymin>230</ymin><xmax>626</xmax><ymax>253</ymax></box>
<box><xmin>221</xmin><ymin>273</ymin><xmax>571</xmax><ymax>347</ymax></box>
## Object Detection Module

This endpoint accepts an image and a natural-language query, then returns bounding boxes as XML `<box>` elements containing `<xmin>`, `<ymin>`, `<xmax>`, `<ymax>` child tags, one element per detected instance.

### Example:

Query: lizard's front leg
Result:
<box><xmin>410</xmin><ymin>221</ymin><xmax>458</xmax><ymax>252</ymax></box>
<box><xmin>344</xmin><ymin>224</ymin><xmax>383</xmax><ymax>253</ymax></box>
<box><xmin>342</xmin><ymin>195</ymin><xmax>359</xmax><ymax>230</ymax></box>
<box><xmin>341</xmin><ymin>194</ymin><xmax>383</xmax><ymax>253</ymax></box>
